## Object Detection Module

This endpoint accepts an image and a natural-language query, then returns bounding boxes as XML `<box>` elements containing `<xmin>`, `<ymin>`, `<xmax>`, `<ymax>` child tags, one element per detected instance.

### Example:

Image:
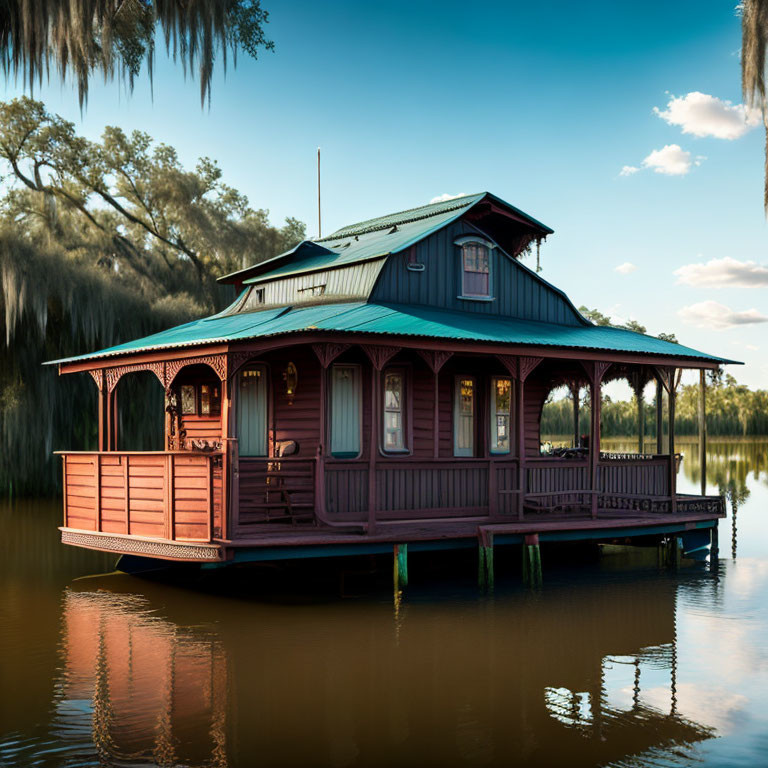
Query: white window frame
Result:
<box><xmin>329</xmin><ymin>364</ymin><xmax>363</xmax><ymax>459</ymax></box>
<box><xmin>490</xmin><ymin>376</ymin><xmax>513</xmax><ymax>454</ymax></box>
<box><xmin>381</xmin><ymin>367</ymin><xmax>409</xmax><ymax>454</ymax></box>
<box><xmin>455</xmin><ymin>235</ymin><xmax>495</xmax><ymax>301</ymax></box>
<box><xmin>453</xmin><ymin>375</ymin><xmax>476</xmax><ymax>457</ymax></box>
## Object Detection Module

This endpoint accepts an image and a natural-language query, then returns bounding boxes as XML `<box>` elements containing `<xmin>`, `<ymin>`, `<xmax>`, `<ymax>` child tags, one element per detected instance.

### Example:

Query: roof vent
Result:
<box><xmin>388</xmin><ymin>225</ymin><xmax>399</xmax><ymax>234</ymax></box>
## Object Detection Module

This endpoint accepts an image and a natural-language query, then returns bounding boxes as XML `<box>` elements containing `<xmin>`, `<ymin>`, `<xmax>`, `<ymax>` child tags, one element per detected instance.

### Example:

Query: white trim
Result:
<box><xmin>454</xmin><ymin>235</ymin><xmax>496</xmax><ymax>249</ymax></box>
<box><xmin>453</xmin><ymin>375</ymin><xmax>476</xmax><ymax>458</ymax></box>
<box><xmin>457</xmin><ymin>295</ymin><xmax>495</xmax><ymax>302</ymax></box>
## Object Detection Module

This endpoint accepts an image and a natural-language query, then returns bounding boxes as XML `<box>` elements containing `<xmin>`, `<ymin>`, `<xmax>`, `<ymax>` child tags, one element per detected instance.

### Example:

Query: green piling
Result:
<box><xmin>394</xmin><ymin>544</ymin><xmax>408</xmax><ymax>589</ymax></box>
<box><xmin>522</xmin><ymin>534</ymin><xmax>542</xmax><ymax>587</ymax></box>
<box><xmin>477</xmin><ymin>534</ymin><xmax>494</xmax><ymax>592</ymax></box>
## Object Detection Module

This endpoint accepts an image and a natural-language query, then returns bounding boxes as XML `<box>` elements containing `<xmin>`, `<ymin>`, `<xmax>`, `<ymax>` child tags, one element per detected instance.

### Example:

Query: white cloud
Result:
<box><xmin>614</xmin><ymin>262</ymin><xmax>637</xmax><ymax>275</ymax></box>
<box><xmin>678</xmin><ymin>300</ymin><xmax>768</xmax><ymax>329</ymax></box>
<box><xmin>619</xmin><ymin>165</ymin><xmax>639</xmax><ymax>176</ymax></box>
<box><xmin>642</xmin><ymin>144</ymin><xmax>693</xmax><ymax>175</ymax></box>
<box><xmin>674</xmin><ymin>256</ymin><xmax>768</xmax><ymax>287</ymax></box>
<box><xmin>654</xmin><ymin>91</ymin><xmax>761</xmax><ymax>140</ymax></box>
<box><xmin>429</xmin><ymin>192</ymin><xmax>468</xmax><ymax>204</ymax></box>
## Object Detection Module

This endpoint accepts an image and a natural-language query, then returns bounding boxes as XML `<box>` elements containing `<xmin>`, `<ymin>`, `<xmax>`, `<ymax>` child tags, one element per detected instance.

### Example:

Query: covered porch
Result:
<box><xmin>55</xmin><ymin>335</ymin><xmax>725</xmax><ymax>562</ymax></box>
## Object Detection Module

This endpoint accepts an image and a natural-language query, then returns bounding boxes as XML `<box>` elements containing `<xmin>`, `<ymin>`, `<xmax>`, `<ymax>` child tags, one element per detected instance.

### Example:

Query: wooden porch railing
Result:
<box><xmin>59</xmin><ymin>451</ymin><xmax>223</xmax><ymax>542</ymax></box>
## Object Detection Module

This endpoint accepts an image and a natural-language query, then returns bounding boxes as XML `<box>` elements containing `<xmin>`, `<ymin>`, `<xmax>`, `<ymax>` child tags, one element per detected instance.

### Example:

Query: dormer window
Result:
<box><xmin>456</xmin><ymin>236</ymin><xmax>495</xmax><ymax>300</ymax></box>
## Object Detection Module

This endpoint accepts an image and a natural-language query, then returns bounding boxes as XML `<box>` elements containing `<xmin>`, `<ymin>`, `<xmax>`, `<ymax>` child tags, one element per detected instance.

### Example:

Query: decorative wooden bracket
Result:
<box><xmin>518</xmin><ymin>356</ymin><xmax>543</xmax><ymax>382</ymax></box>
<box><xmin>104</xmin><ymin>362</ymin><xmax>166</xmax><ymax>394</ymax></box>
<box><xmin>362</xmin><ymin>344</ymin><xmax>401</xmax><ymax>371</ymax></box>
<box><xmin>227</xmin><ymin>351</ymin><xmax>256</xmax><ymax>380</ymax></box>
<box><xmin>580</xmin><ymin>360</ymin><xmax>612</xmax><ymax>385</ymax></box>
<box><xmin>88</xmin><ymin>369</ymin><xmax>105</xmax><ymax>392</ymax></box>
<box><xmin>165</xmin><ymin>354</ymin><xmax>227</xmax><ymax>387</ymax></box>
<box><xmin>417</xmin><ymin>349</ymin><xmax>453</xmax><ymax>374</ymax></box>
<box><xmin>312</xmin><ymin>342</ymin><xmax>351</xmax><ymax>369</ymax></box>
<box><xmin>654</xmin><ymin>366</ymin><xmax>679</xmax><ymax>394</ymax></box>
<box><xmin>496</xmin><ymin>355</ymin><xmax>519</xmax><ymax>379</ymax></box>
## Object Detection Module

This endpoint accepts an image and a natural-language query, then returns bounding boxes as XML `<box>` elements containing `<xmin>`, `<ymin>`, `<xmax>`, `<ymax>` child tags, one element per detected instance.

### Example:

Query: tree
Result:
<box><xmin>0</xmin><ymin>96</ymin><xmax>305</xmax><ymax>495</ymax></box>
<box><xmin>0</xmin><ymin>0</ymin><xmax>273</xmax><ymax>106</ymax></box>
<box><xmin>0</xmin><ymin>96</ymin><xmax>303</xmax><ymax>310</ymax></box>
<box><xmin>742</xmin><ymin>0</ymin><xmax>768</xmax><ymax>211</ymax></box>
<box><xmin>578</xmin><ymin>305</ymin><xmax>612</xmax><ymax>326</ymax></box>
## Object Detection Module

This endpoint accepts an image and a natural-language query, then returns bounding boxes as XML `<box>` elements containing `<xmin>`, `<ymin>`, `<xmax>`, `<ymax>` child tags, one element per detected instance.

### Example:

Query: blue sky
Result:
<box><xmin>5</xmin><ymin>0</ymin><xmax>767</xmax><ymax>389</ymax></box>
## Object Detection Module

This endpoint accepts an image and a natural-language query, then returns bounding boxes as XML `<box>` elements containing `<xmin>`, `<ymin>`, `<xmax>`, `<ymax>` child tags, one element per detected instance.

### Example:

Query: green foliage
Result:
<box><xmin>0</xmin><ymin>0</ymin><xmax>274</xmax><ymax>106</ymax></box>
<box><xmin>542</xmin><ymin>374</ymin><xmax>768</xmax><ymax>440</ymax></box>
<box><xmin>0</xmin><ymin>97</ymin><xmax>304</xmax><ymax>494</ymax></box>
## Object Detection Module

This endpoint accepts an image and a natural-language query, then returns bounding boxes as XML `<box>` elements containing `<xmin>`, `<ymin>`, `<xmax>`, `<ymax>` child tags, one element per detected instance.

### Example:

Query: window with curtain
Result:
<box><xmin>454</xmin><ymin>377</ymin><xmax>475</xmax><ymax>457</ymax></box>
<box><xmin>330</xmin><ymin>365</ymin><xmax>361</xmax><ymax>458</ymax></box>
<box><xmin>490</xmin><ymin>377</ymin><xmax>513</xmax><ymax>453</ymax></box>
<box><xmin>383</xmin><ymin>370</ymin><xmax>407</xmax><ymax>452</ymax></box>
<box><xmin>461</xmin><ymin>242</ymin><xmax>490</xmax><ymax>297</ymax></box>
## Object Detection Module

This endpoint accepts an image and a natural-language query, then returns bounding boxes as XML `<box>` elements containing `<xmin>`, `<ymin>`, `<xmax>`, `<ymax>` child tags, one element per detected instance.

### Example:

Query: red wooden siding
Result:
<box><xmin>524</xmin><ymin>379</ymin><xmax>549</xmax><ymax>457</ymax></box>
<box><xmin>62</xmin><ymin>452</ymin><xmax>221</xmax><ymax>542</ymax></box>
<box><xmin>179</xmin><ymin>414</ymin><xmax>222</xmax><ymax>444</ymax></box>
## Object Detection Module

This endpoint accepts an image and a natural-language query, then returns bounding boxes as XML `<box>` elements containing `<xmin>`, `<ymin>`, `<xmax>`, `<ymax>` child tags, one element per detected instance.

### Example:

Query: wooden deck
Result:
<box><xmin>60</xmin><ymin>502</ymin><xmax>724</xmax><ymax>564</ymax></box>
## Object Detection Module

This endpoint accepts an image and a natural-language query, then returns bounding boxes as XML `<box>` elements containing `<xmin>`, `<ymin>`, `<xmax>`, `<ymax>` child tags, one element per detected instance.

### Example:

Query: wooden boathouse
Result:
<box><xmin>49</xmin><ymin>192</ymin><xmax>733</xmax><ymax>577</ymax></box>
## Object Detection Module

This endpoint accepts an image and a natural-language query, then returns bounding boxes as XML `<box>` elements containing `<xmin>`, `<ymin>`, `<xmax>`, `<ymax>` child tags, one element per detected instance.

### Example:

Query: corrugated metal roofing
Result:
<box><xmin>49</xmin><ymin>301</ymin><xmax>736</xmax><ymax>366</ymax></box>
<box><xmin>243</xmin><ymin>197</ymin><xmax>485</xmax><ymax>284</ymax></box>
<box><xmin>221</xmin><ymin>191</ymin><xmax>554</xmax><ymax>286</ymax></box>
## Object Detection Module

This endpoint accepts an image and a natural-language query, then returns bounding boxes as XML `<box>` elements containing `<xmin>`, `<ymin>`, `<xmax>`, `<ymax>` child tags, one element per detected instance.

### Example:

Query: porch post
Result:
<box><xmin>362</xmin><ymin>345</ymin><xmax>401</xmax><ymax>535</ymax></box>
<box><xmin>699</xmin><ymin>369</ymin><xmax>707</xmax><ymax>496</ymax></box>
<box><xmin>514</xmin><ymin>357</ymin><xmax>543</xmax><ymax>521</ymax></box>
<box><xmin>590</xmin><ymin>374</ymin><xmax>600</xmax><ymax>519</ymax></box>
<box><xmin>570</xmin><ymin>381</ymin><xmax>580</xmax><ymax>448</ymax></box>
<box><xmin>585</xmin><ymin>361</ymin><xmax>610</xmax><ymax>520</ymax></box>
<box><xmin>656</xmin><ymin>379</ymin><xmax>664</xmax><ymax>454</ymax></box>
<box><xmin>416</xmin><ymin>350</ymin><xmax>452</xmax><ymax>459</ymax></box>
<box><xmin>631</xmin><ymin>371</ymin><xmax>645</xmax><ymax>455</ymax></box>
<box><xmin>668</xmin><ymin>369</ymin><xmax>677</xmax><ymax>513</ymax></box>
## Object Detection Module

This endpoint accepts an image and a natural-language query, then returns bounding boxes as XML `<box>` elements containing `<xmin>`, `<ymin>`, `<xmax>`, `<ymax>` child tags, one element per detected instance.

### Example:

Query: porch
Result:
<box><xmin>55</xmin><ymin>337</ymin><xmax>725</xmax><ymax>562</ymax></box>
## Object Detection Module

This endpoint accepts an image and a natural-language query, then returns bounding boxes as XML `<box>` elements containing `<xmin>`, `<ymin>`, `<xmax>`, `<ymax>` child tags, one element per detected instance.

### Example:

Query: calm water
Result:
<box><xmin>1</xmin><ymin>440</ymin><xmax>767</xmax><ymax>768</ymax></box>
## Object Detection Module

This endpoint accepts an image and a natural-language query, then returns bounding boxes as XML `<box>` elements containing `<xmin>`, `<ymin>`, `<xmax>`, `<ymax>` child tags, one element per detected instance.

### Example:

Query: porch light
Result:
<box><xmin>283</xmin><ymin>362</ymin><xmax>298</xmax><ymax>398</ymax></box>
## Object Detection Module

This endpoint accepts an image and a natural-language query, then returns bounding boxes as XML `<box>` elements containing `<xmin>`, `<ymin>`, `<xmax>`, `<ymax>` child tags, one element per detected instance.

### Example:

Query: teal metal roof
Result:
<box><xmin>50</xmin><ymin>301</ymin><xmax>736</xmax><ymax>366</ymax></box>
<box><xmin>219</xmin><ymin>192</ymin><xmax>553</xmax><ymax>285</ymax></box>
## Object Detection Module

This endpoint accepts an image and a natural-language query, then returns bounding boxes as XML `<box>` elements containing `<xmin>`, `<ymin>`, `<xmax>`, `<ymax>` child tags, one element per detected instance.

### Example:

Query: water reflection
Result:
<box><xmin>58</xmin><ymin>589</ymin><xmax>226</xmax><ymax>767</ymax></box>
<box><xmin>2</xmin><ymin>442</ymin><xmax>768</xmax><ymax>767</ymax></box>
<box><xmin>39</xmin><ymin>570</ymin><xmax>718</xmax><ymax>768</ymax></box>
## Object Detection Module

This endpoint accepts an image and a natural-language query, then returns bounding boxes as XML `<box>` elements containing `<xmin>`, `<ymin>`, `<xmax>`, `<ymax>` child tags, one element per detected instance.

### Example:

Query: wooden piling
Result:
<box><xmin>478</xmin><ymin>533</ymin><xmax>494</xmax><ymax>591</ymax></box>
<box><xmin>523</xmin><ymin>533</ymin><xmax>541</xmax><ymax>587</ymax></box>
<box><xmin>394</xmin><ymin>544</ymin><xmax>408</xmax><ymax>589</ymax></box>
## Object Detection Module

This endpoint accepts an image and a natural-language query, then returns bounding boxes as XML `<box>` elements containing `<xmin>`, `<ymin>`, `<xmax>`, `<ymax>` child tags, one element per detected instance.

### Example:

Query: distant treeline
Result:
<box><xmin>541</xmin><ymin>375</ymin><xmax>768</xmax><ymax>439</ymax></box>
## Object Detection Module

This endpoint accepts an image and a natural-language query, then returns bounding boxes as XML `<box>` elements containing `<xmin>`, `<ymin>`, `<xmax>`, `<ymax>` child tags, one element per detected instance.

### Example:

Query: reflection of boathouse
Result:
<box><xmin>57</xmin><ymin>576</ymin><xmax>712</xmax><ymax>767</ymax></box>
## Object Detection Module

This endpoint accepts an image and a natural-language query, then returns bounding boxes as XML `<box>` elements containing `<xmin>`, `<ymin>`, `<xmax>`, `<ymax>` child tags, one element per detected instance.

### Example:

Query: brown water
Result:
<box><xmin>1</xmin><ymin>440</ymin><xmax>767</xmax><ymax>768</ymax></box>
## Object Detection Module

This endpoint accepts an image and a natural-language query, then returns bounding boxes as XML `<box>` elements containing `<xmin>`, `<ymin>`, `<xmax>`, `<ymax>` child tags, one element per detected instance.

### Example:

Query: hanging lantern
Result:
<box><xmin>283</xmin><ymin>362</ymin><xmax>298</xmax><ymax>402</ymax></box>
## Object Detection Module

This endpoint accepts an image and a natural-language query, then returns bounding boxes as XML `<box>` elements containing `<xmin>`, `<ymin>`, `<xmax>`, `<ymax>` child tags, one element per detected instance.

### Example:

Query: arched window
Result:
<box><xmin>455</xmin><ymin>236</ymin><xmax>495</xmax><ymax>299</ymax></box>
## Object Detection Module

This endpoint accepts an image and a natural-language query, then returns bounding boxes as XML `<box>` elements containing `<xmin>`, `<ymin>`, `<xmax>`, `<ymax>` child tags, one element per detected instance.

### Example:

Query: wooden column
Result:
<box><xmin>668</xmin><ymin>370</ymin><xmax>677</xmax><ymax>513</ymax></box>
<box><xmin>630</xmin><ymin>371</ymin><xmax>645</xmax><ymax>455</ymax></box>
<box><xmin>368</xmin><ymin>367</ymin><xmax>378</xmax><ymax>534</ymax></box>
<box><xmin>362</xmin><ymin>345</ymin><xmax>401</xmax><ymax>535</ymax></box>
<box><xmin>508</xmin><ymin>356</ymin><xmax>543</xmax><ymax>521</ymax></box>
<box><xmin>516</xmin><ymin>377</ymin><xmax>526</xmax><ymax>521</ymax></box>
<box><xmin>656</xmin><ymin>379</ymin><xmax>664</xmax><ymax>454</ymax></box>
<box><xmin>583</xmin><ymin>361</ymin><xmax>611</xmax><ymax>519</ymax></box>
<box><xmin>417</xmin><ymin>350</ymin><xmax>452</xmax><ymax>459</ymax></box>
<box><xmin>590</xmin><ymin>375</ymin><xmax>601</xmax><ymax>519</ymax></box>
<box><xmin>699</xmin><ymin>369</ymin><xmax>707</xmax><ymax>496</ymax></box>
<box><xmin>312</xmin><ymin>343</ymin><xmax>352</xmax><ymax>526</ymax></box>
<box><xmin>570</xmin><ymin>382</ymin><xmax>580</xmax><ymax>448</ymax></box>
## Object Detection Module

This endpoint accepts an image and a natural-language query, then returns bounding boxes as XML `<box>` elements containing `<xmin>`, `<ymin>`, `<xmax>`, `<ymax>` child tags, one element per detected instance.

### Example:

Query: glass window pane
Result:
<box><xmin>200</xmin><ymin>384</ymin><xmax>211</xmax><ymax>415</ymax></box>
<box><xmin>331</xmin><ymin>366</ymin><xmax>361</xmax><ymax>457</ymax></box>
<box><xmin>180</xmin><ymin>385</ymin><xmax>196</xmax><ymax>415</ymax></box>
<box><xmin>491</xmin><ymin>377</ymin><xmax>512</xmax><ymax>453</ymax></box>
<box><xmin>385</xmin><ymin>373</ymin><xmax>402</xmax><ymax>409</ymax></box>
<box><xmin>455</xmin><ymin>378</ymin><xmax>475</xmax><ymax>456</ymax></box>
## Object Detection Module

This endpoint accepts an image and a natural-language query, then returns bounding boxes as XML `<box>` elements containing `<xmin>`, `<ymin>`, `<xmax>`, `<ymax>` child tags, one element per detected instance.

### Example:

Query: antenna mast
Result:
<box><xmin>317</xmin><ymin>147</ymin><xmax>322</xmax><ymax>238</ymax></box>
